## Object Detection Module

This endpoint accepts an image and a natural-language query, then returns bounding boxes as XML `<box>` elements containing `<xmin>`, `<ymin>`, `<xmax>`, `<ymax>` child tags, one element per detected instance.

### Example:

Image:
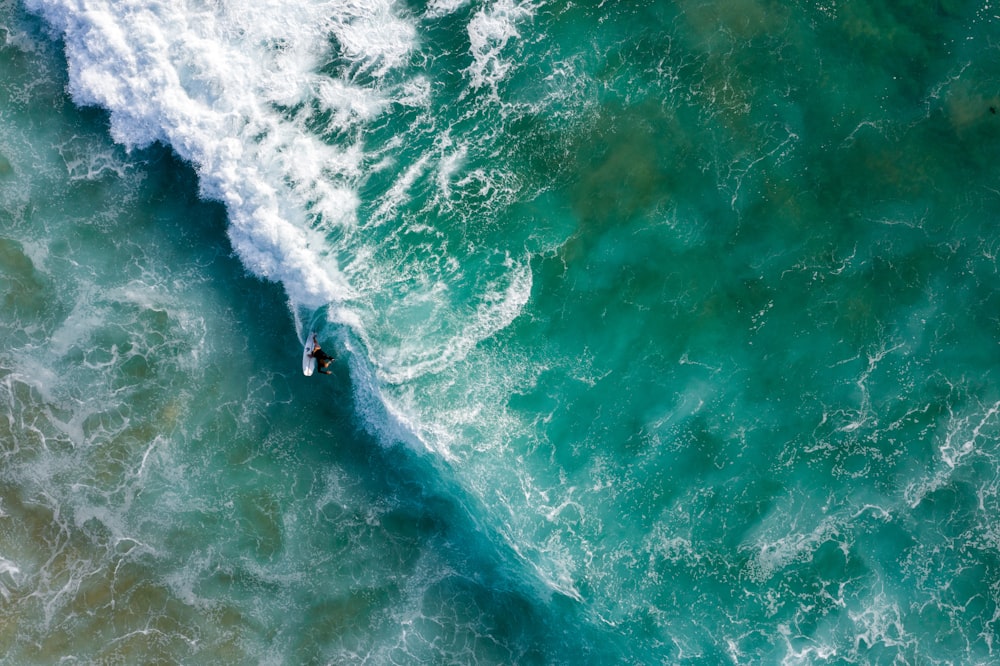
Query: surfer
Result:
<box><xmin>309</xmin><ymin>335</ymin><xmax>334</xmax><ymax>375</ymax></box>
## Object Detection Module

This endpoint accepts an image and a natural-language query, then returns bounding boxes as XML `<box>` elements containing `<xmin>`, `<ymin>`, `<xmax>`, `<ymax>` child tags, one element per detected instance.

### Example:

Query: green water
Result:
<box><xmin>4</xmin><ymin>0</ymin><xmax>1000</xmax><ymax>662</ymax></box>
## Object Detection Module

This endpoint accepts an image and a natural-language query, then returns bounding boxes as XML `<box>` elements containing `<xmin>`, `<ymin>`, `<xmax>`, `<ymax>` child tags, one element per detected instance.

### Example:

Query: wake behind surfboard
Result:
<box><xmin>302</xmin><ymin>333</ymin><xmax>317</xmax><ymax>376</ymax></box>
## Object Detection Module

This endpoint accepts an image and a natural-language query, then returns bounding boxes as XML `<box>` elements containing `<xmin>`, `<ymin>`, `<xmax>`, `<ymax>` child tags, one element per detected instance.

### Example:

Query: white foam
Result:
<box><xmin>424</xmin><ymin>0</ymin><xmax>471</xmax><ymax>19</ymax></box>
<box><xmin>905</xmin><ymin>399</ymin><xmax>1000</xmax><ymax>508</ymax></box>
<box><xmin>940</xmin><ymin>400</ymin><xmax>999</xmax><ymax>469</ymax></box>
<box><xmin>776</xmin><ymin>623</ymin><xmax>837</xmax><ymax>665</ymax></box>
<box><xmin>848</xmin><ymin>591</ymin><xmax>915</xmax><ymax>654</ymax></box>
<box><xmin>330</xmin><ymin>1</ymin><xmax>416</xmax><ymax>77</ymax></box>
<box><xmin>740</xmin><ymin>487</ymin><xmax>856</xmax><ymax>584</ymax></box>
<box><xmin>434</xmin><ymin>138</ymin><xmax>467</xmax><ymax>205</ymax></box>
<box><xmin>463</xmin><ymin>0</ymin><xmax>535</xmax><ymax>93</ymax></box>
<box><xmin>745</xmin><ymin>515</ymin><xmax>841</xmax><ymax>583</ymax></box>
<box><xmin>0</xmin><ymin>556</ymin><xmax>22</xmax><ymax>602</ymax></box>
<box><xmin>315</xmin><ymin>79</ymin><xmax>387</xmax><ymax>126</ymax></box>
<box><xmin>55</xmin><ymin>135</ymin><xmax>134</xmax><ymax>182</ymax></box>
<box><xmin>377</xmin><ymin>253</ymin><xmax>532</xmax><ymax>384</ymax></box>
<box><xmin>24</xmin><ymin>0</ymin><xmax>418</xmax><ymax>309</ymax></box>
<box><xmin>369</xmin><ymin>151</ymin><xmax>432</xmax><ymax>228</ymax></box>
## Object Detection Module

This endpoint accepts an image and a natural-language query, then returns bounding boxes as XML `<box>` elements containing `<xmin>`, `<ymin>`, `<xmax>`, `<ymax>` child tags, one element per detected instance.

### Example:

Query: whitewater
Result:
<box><xmin>4</xmin><ymin>0</ymin><xmax>1000</xmax><ymax>662</ymax></box>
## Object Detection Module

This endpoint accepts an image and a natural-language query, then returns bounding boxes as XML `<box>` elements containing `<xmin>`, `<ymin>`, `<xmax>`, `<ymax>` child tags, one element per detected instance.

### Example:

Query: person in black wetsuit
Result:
<box><xmin>309</xmin><ymin>335</ymin><xmax>334</xmax><ymax>375</ymax></box>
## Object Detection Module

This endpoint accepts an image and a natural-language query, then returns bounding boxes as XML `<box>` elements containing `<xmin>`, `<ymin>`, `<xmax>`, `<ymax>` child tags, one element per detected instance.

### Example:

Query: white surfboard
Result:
<box><xmin>302</xmin><ymin>333</ymin><xmax>317</xmax><ymax>376</ymax></box>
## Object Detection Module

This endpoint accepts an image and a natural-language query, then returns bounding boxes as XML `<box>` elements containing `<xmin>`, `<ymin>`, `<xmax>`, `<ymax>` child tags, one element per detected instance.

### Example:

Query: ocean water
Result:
<box><xmin>3</xmin><ymin>0</ymin><xmax>1000</xmax><ymax>663</ymax></box>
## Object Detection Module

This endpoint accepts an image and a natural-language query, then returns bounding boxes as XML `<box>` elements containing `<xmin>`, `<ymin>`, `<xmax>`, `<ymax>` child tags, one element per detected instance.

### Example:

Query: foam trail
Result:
<box><xmin>24</xmin><ymin>0</ymin><xmax>536</xmax><ymax>399</ymax></box>
<box><xmin>23</xmin><ymin>0</ymin><xmax>412</xmax><ymax>310</ymax></box>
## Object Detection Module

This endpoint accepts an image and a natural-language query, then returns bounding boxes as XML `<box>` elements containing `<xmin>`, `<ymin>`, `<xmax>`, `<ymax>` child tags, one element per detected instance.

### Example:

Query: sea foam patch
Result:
<box><xmin>23</xmin><ymin>0</ymin><xmax>415</xmax><ymax>309</ymax></box>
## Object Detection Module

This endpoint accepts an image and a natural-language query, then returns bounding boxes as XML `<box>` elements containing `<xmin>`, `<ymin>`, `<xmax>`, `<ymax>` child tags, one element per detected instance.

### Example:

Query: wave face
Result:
<box><xmin>6</xmin><ymin>0</ymin><xmax>1000</xmax><ymax>662</ymax></box>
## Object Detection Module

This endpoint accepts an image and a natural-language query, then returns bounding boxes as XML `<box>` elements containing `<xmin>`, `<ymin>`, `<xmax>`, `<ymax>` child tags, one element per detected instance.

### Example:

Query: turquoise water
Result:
<box><xmin>4</xmin><ymin>0</ymin><xmax>1000</xmax><ymax>662</ymax></box>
